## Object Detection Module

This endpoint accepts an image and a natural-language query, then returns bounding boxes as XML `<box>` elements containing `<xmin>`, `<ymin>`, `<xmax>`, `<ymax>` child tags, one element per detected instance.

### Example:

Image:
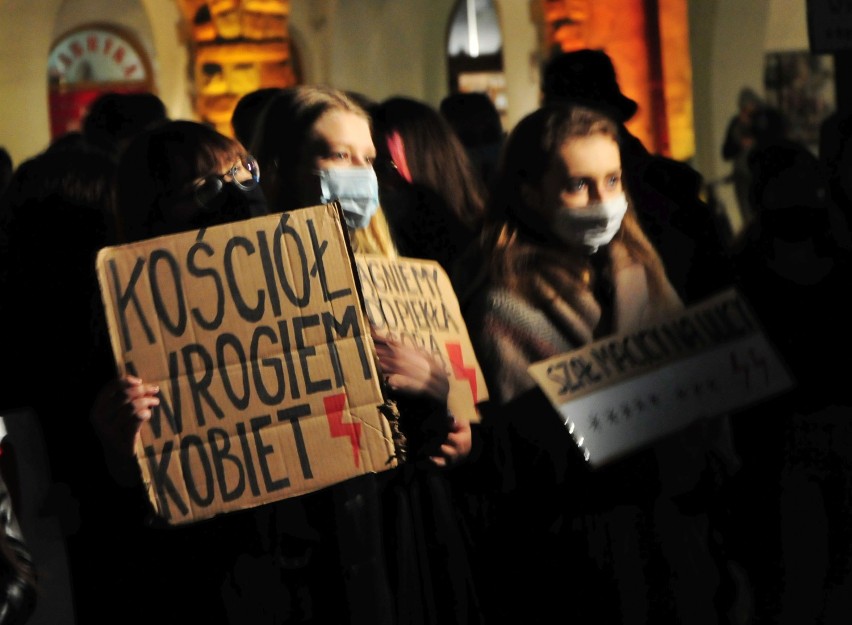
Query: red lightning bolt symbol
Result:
<box><xmin>446</xmin><ymin>341</ymin><xmax>478</xmax><ymax>403</ymax></box>
<box><xmin>324</xmin><ymin>393</ymin><xmax>362</xmax><ymax>468</ymax></box>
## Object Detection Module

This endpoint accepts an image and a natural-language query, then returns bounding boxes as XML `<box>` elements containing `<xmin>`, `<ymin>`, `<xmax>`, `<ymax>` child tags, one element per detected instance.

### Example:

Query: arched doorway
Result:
<box><xmin>47</xmin><ymin>22</ymin><xmax>155</xmax><ymax>140</ymax></box>
<box><xmin>446</xmin><ymin>0</ymin><xmax>507</xmax><ymax>129</ymax></box>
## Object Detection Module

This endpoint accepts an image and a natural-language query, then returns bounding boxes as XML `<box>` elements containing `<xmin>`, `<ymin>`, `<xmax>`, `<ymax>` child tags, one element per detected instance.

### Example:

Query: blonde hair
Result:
<box><xmin>251</xmin><ymin>84</ymin><xmax>397</xmax><ymax>258</ymax></box>
<box><xmin>350</xmin><ymin>204</ymin><xmax>398</xmax><ymax>258</ymax></box>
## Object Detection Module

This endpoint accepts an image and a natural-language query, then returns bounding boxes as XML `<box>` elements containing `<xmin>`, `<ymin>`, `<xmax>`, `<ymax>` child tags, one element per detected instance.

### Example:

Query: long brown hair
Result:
<box><xmin>480</xmin><ymin>104</ymin><xmax>670</xmax><ymax>301</ymax></box>
<box><xmin>371</xmin><ymin>96</ymin><xmax>486</xmax><ymax>231</ymax></box>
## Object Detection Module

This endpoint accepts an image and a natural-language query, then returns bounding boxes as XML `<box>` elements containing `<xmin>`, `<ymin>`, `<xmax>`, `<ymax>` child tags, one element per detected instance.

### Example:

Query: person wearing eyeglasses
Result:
<box><xmin>88</xmin><ymin>120</ymin><xmax>303</xmax><ymax>624</ymax></box>
<box><xmin>112</xmin><ymin>120</ymin><xmax>267</xmax><ymax>243</ymax></box>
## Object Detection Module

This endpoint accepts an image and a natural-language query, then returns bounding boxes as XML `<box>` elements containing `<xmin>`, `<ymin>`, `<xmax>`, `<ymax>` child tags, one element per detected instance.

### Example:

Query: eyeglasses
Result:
<box><xmin>193</xmin><ymin>154</ymin><xmax>260</xmax><ymax>208</ymax></box>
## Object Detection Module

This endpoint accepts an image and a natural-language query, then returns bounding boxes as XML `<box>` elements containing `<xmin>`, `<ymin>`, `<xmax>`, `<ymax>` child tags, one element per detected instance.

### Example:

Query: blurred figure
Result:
<box><xmin>542</xmin><ymin>48</ymin><xmax>735</xmax><ymax>305</ymax></box>
<box><xmin>455</xmin><ymin>102</ymin><xmax>741</xmax><ymax>624</ymax></box>
<box><xmin>726</xmin><ymin>138</ymin><xmax>852</xmax><ymax>624</ymax></box>
<box><xmin>81</xmin><ymin>91</ymin><xmax>168</xmax><ymax>159</ymax></box>
<box><xmin>0</xmin><ymin>143</ymin><xmax>119</xmax><ymax>623</ymax></box>
<box><xmin>370</xmin><ymin>95</ymin><xmax>486</xmax><ymax>273</ymax></box>
<box><xmin>439</xmin><ymin>92</ymin><xmax>505</xmax><ymax>190</ymax></box>
<box><xmin>722</xmin><ymin>87</ymin><xmax>764</xmax><ymax>224</ymax></box>
<box><xmin>230</xmin><ymin>86</ymin><xmax>283</xmax><ymax>150</ymax></box>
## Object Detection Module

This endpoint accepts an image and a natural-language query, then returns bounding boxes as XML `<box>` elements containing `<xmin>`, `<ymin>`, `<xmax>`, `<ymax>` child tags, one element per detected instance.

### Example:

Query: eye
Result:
<box><xmin>606</xmin><ymin>174</ymin><xmax>621</xmax><ymax>189</ymax></box>
<box><xmin>365</xmin><ymin>155</ymin><xmax>376</xmax><ymax>166</ymax></box>
<box><xmin>565</xmin><ymin>178</ymin><xmax>587</xmax><ymax>194</ymax></box>
<box><xmin>331</xmin><ymin>150</ymin><xmax>351</xmax><ymax>162</ymax></box>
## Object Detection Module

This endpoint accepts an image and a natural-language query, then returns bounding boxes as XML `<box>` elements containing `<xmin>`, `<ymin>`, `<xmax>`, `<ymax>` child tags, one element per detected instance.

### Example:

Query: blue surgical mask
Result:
<box><xmin>551</xmin><ymin>193</ymin><xmax>628</xmax><ymax>253</ymax></box>
<box><xmin>317</xmin><ymin>167</ymin><xmax>380</xmax><ymax>229</ymax></box>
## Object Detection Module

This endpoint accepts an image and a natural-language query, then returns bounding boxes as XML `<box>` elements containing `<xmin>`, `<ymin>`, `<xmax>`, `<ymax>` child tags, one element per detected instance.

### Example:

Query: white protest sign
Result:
<box><xmin>528</xmin><ymin>289</ymin><xmax>795</xmax><ymax>467</ymax></box>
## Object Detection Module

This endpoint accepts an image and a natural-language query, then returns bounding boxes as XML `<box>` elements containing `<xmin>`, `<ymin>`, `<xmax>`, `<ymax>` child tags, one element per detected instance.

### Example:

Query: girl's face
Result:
<box><xmin>297</xmin><ymin>109</ymin><xmax>376</xmax><ymax>206</ymax></box>
<box><xmin>310</xmin><ymin>109</ymin><xmax>376</xmax><ymax>169</ymax></box>
<box><xmin>532</xmin><ymin>133</ymin><xmax>622</xmax><ymax>219</ymax></box>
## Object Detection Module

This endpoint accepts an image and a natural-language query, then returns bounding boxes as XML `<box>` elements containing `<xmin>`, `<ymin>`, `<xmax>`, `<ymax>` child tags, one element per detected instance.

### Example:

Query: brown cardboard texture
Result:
<box><xmin>96</xmin><ymin>205</ymin><xmax>396</xmax><ymax>525</ymax></box>
<box><xmin>354</xmin><ymin>253</ymin><xmax>487</xmax><ymax>423</ymax></box>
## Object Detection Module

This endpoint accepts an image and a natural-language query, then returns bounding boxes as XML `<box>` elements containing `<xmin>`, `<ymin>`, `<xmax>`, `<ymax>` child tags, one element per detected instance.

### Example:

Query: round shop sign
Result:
<box><xmin>48</xmin><ymin>24</ymin><xmax>151</xmax><ymax>86</ymax></box>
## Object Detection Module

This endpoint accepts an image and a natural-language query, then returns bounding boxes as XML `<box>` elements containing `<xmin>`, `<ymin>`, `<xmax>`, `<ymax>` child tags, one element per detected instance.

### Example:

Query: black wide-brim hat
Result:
<box><xmin>542</xmin><ymin>49</ymin><xmax>639</xmax><ymax>123</ymax></box>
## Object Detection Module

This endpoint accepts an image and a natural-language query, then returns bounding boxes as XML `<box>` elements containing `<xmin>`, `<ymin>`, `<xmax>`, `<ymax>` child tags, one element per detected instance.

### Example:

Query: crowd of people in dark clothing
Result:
<box><xmin>0</xmin><ymin>47</ymin><xmax>850</xmax><ymax>625</ymax></box>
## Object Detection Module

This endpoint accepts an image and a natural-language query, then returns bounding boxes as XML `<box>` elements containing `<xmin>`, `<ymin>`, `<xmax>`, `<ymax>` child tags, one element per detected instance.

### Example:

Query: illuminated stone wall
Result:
<box><xmin>176</xmin><ymin>0</ymin><xmax>295</xmax><ymax>136</ymax></box>
<box><xmin>541</xmin><ymin>0</ymin><xmax>695</xmax><ymax>161</ymax></box>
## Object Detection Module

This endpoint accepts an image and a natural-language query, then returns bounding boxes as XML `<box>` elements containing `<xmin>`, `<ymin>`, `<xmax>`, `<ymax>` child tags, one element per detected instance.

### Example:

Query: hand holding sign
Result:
<box><xmin>90</xmin><ymin>374</ymin><xmax>160</xmax><ymax>483</ymax></box>
<box><xmin>372</xmin><ymin>331</ymin><xmax>450</xmax><ymax>406</ymax></box>
<box><xmin>354</xmin><ymin>253</ymin><xmax>489</xmax><ymax>424</ymax></box>
<box><xmin>372</xmin><ymin>331</ymin><xmax>472</xmax><ymax>468</ymax></box>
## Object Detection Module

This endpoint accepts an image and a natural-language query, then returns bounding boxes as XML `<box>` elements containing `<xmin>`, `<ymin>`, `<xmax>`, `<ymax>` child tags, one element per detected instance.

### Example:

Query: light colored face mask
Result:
<box><xmin>551</xmin><ymin>192</ymin><xmax>628</xmax><ymax>253</ymax></box>
<box><xmin>317</xmin><ymin>167</ymin><xmax>380</xmax><ymax>229</ymax></box>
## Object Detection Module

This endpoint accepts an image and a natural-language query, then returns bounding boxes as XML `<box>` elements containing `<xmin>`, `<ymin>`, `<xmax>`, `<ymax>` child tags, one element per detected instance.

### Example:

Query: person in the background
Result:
<box><xmin>455</xmin><ymin>103</ymin><xmax>742</xmax><ymax>624</ymax></box>
<box><xmin>722</xmin><ymin>87</ymin><xmax>764</xmax><ymax>224</ymax></box>
<box><xmin>231</xmin><ymin>87</ymin><xmax>283</xmax><ymax>151</ymax></box>
<box><xmin>251</xmin><ymin>84</ymin><xmax>483</xmax><ymax>625</ymax></box>
<box><xmin>542</xmin><ymin>48</ymin><xmax>735</xmax><ymax>305</ymax></box>
<box><xmin>439</xmin><ymin>91</ymin><xmax>505</xmax><ymax>191</ymax></box>
<box><xmin>726</xmin><ymin>138</ymin><xmax>852</xmax><ymax>624</ymax></box>
<box><xmin>0</xmin><ymin>143</ymin><xmax>117</xmax><ymax>624</ymax></box>
<box><xmin>369</xmin><ymin>95</ymin><xmax>486</xmax><ymax>275</ymax></box>
<box><xmin>81</xmin><ymin>91</ymin><xmax>168</xmax><ymax>160</ymax></box>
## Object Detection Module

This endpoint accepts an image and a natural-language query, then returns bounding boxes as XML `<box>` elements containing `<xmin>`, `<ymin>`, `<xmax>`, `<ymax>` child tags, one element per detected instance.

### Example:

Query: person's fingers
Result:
<box><xmin>428</xmin><ymin>454</ymin><xmax>448</xmax><ymax>468</ymax></box>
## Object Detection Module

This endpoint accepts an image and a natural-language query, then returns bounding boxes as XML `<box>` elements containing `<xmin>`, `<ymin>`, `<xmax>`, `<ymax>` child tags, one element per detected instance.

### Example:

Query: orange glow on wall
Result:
<box><xmin>542</xmin><ymin>0</ymin><xmax>695</xmax><ymax>161</ymax></box>
<box><xmin>176</xmin><ymin>0</ymin><xmax>297</xmax><ymax>137</ymax></box>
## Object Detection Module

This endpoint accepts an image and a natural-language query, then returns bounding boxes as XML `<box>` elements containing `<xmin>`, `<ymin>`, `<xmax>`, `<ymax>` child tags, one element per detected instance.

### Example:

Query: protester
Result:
<box><xmin>542</xmin><ymin>48</ymin><xmax>735</xmax><ymax>305</ymax></box>
<box><xmin>231</xmin><ymin>87</ymin><xmax>283</xmax><ymax>150</ymax></box>
<box><xmin>250</xmin><ymin>84</ymin><xmax>483</xmax><ymax>624</ymax></box>
<box><xmin>726</xmin><ymin>138</ymin><xmax>852</xmax><ymax>623</ymax></box>
<box><xmin>369</xmin><ymin>95</ymin><xmax>486</xmax><ymax>274</ymax></box>
<box><xmin>0</xmin><ymin>142</ymin><xmax>122</xmax><ymax>620</ymax></box>
<box><xmin>455</xmin><ymin>103</ymin><xmax>742</xmax><ymax>624</ymax></box>
<box><xmin>439</xmin><ymin>91</ymin><xmax>505</xmax><ymax>191</ymax></box>
<box><xmin>81</xmin><ymin>91</ymin><xmax>168</xmax><ymax>159</ymax></box>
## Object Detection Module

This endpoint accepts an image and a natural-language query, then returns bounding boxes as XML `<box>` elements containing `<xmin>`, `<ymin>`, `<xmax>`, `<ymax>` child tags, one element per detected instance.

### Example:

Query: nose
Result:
<box><xmin>588</xmin><ymin>183</ymin><xmax>604</xmax><ymax>203</ymax></box>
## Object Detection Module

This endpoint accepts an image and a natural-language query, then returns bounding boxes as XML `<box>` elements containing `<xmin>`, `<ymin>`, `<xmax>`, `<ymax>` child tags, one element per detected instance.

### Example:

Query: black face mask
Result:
<box><xmin>191</xmin><ymin>183</ymin><xmax>269</xmax><ymax>229</ymax></box>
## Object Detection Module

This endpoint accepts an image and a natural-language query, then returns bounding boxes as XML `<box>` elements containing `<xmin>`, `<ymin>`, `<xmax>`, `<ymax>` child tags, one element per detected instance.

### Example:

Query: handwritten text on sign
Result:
<box><xmin>528</xmin><ymin>290</ymin><xmax>794</xmax><ymax>466</ymax></box>
<box><xmin>354</xmin><ymin>253</ymin><xmax>487</xmax><ymax>422</ymax></box>
<box><xmin>96</xmin><ymin>206</ymin><xmax>394</xmax><ymax>525</ymax></box>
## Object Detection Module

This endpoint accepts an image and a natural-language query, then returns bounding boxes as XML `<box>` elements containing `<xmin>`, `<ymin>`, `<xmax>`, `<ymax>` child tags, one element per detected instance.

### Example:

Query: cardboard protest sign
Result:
<box><xmin>96</xmin><ymin>204</ymin><xmax>397</xmax><ymax>525</ymax></box>
<box><xmin>528</xmin><ymin>289</ymin><xmax>795</xmax><ymax>467</ymax></box>
<box><xmin>354</xmin><ymin>253</ymin><xmax>487</xmax><ymax>423</ymax></box>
